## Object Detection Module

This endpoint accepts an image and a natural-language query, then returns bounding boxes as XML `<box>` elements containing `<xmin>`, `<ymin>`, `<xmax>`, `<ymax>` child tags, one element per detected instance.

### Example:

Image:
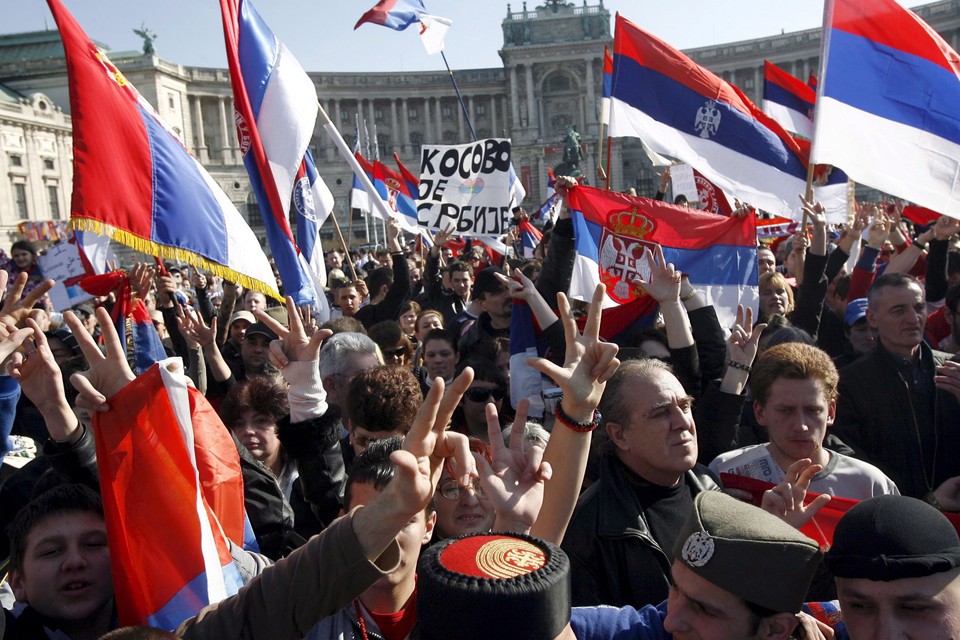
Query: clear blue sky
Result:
<box><xmin>6</xmin><ymin>1</ymin><xmax>832</xmax><ymax>72</ymax></box>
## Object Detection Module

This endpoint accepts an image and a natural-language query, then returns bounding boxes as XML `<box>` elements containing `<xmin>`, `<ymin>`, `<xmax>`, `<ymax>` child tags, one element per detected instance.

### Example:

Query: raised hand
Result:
<box><xmin>7</xmin><ymin>319</ymin><xmax>78</xmax><ymax>441</ymax></box>
<box><xmin>933</xmin><ymin>215</ymin><xmax>960</xmax><ymax>241</ymax></box>
<box><xmin>760</xmin><ymin>458</ymin><xmax>831</xmax><ymax>529</ymax></box>
<box><xmin>475</xmin><ymin>399</ymin><xmax>553</xmax><ymax>534</ymax></box>
<box><xmin>0</xmin><ymin>271</ymin><xmax>54</xmax><ymax>327</ymax></box>
<box><xmin>128</xmin><ymin>262</ymin><xmax>156</xmax><ymax>302</ymax></box>
<box><xmin>256</xmin><ymin>297</ymin><xmax>332</xmax><ymax>368</ymax></box>
<box><xmin>529</xmin><ymin>284</ymin><xmax>620</xmax><ymax>422</ymax></box>
<box><xmin>66</xmin><ymin>307</ymin><xmax>136</xmax><ymax>413</ymax></box>
<box><xmin>388</xmin><ymin>369</ymin><xmax>477</xmax><ymax>517</ymax></box>
<box><xmin>727</xmin><ymin>304</ymin><xmax>766</xmax><ymax>368</ymax></box>
<box><xmin>933</xmin><ymin>475</ymin><xmax>960</xmax><ymax>512</ymax></box>
<box><xmin>0</xmin><ymin>273</ymin><xmax>35</xmax><ymax>361</ymax></box>
<box><xmin>176</xmin><ymin>304</ymin><xmax>216</xmax><ymax>349</ymax></box>
<box><xmin>633</xmin><ymin>244</ymin><xmax>681</xmax><ymax>304</ymax></box>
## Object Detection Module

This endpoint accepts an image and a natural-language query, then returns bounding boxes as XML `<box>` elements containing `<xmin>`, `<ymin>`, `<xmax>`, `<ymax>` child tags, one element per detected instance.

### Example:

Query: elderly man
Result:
<box><xmin>834</xmin><ymin>272</ymin><xmax>960</xmax><ymax>500</ymax></box>
<box><xmin>561</xmin><ymin>351</ymin><xmax>752</xmax><ymax>608</ymax></box>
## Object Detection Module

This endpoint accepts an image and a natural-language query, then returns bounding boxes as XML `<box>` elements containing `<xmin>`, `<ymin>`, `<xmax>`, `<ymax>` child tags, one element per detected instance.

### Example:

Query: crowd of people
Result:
<box><xmin>2</xmin><ymin>175</ymin><xmax>960</xmax><ymax>639</ymax></box>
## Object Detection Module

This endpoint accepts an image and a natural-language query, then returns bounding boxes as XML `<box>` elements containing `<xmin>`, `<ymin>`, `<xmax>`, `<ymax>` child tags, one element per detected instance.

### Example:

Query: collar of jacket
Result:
<box><xmin>595</xmin><ymin>451</ymin><xmax>720</xmax><ymax>540</ymax></box>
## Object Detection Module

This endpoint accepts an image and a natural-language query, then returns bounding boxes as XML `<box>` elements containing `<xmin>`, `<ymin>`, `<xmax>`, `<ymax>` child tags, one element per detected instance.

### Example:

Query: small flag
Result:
<box><xmin>418</xmin><ymin>14</ymin><xmax>452</xmax><ymax>55</ymax></box>
<box><xmin>355</xmin><ymin>0</ymin><xmax>426</xmax><ymax>31</ymax></box>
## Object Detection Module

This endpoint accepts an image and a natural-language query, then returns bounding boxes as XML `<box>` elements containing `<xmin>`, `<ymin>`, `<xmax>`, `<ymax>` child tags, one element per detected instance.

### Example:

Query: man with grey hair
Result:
<box><xmin>318</xmin><ymin>332</ymin><xmax>383</xmax><ymax>418</ymax></box>
<box><xmin>561</xmin><ymin>312</ymin><xmax>759</xmax><ymax>611</ymax></box>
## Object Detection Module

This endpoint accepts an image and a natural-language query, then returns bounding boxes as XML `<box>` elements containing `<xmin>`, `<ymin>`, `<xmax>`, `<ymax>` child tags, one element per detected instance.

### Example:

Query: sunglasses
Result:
<box><xmin>382</xmin><ymin>347</ymin><xmax>407</xmax><ymax>359</ymax></box>
<box><xmin>465</xmin><ymin>387</ymin><xmax>506</xmax><ymax>403</ymax></box>
<box><xmin>438</xmin><ymin>478</ymin><xmax>485</xmax><ymax>500</ymax></box>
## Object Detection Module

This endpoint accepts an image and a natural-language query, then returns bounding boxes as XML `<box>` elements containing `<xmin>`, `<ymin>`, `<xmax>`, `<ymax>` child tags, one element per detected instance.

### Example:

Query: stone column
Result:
<box><xmin>753</xmin><ymin>66</ymin><xmax>761</xmax><ymax>104</ymax></box>
<box><xmin>435</xmin><ymin>97</ymin><xmax>443</xmax><ymax>142</ymax></box>
<box><xmin>525</xmin><ymin>64</ymin><xmax>536</xmax><ymax>130</ymax></box>
<box><xmin>509</xmin><ymin>66</ymin><xmax>520</xmax><ymax>130</ymax></box>
<box><xmin>585</xmin><ymin>58</ymin><xmax>596</xmax><ymax>125</ymax></box>
<box><xmin>390</xmin><ymin>99</ymin><xmax>400</xmax><ymax>155</ymax></box>
<box><xmin>401</xmin><ymin>97</ymin><xmax>411</xmax><ymax>155</ymax></box>
<box><xmin>424</xmin><ymin>98</ymin><xmax>432</xmax><ymax>143</ymax></box>
<box><xmin>490</xmin><ymin>95</ymin><xmax>498</xmax><ymax>138</ymax></box>
<box><xmin>192</xmin><ymin>95</ymin><xmax>209</xmax><ymax>163</ymax></box>
<box><xmin>217</xmin><ymin>96</ymin><xmax>232</xmax><ymax>164</ymax></box>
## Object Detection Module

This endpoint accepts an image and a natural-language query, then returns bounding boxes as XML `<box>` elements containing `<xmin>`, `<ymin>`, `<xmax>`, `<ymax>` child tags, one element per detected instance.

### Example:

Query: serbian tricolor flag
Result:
<box><xmin>812</xmin><ymin>0</ymin><xmax>960</xmax><ymax>219</ymax></box>
<box><xmin>79</xmin><ymin>270</ymin><xmax>168</xmax><ymax>375</ymax></box>
<box><xmin>355</xmin><ymin>0</ymin><xmax>426</xmax><ymax>31</ymax></box>
<box><xmin>351</xmin><ymin>127</ymin><xmax>371</xmax><ymax>215</ymax></box>
<box><xmin>47</xmin><ymin>0</ymin><xmax>278</xmax><ymax>300</ymax></box>
<box><xmin>600</xmin><ymin>45</ymin><xmax>614</xmax><ymax>126</ymax></box>
<box><xmin>762</xmin><ymin>60</ymin><xmax>815</xmax><ymax>139</ymax></box>
<box><xmin>756</xmin><ymin>216</ymin><xmax>800</xmax><ymax>240</ymax></box>
<box><xmin>568</xmin><ymin>185</ymin><xmax>758</xmax><ymax>333</ymax></box>
<box><xmin>220</xmin><ymin>0</ymin><xmax>334</xmax><ymax>308</ymax></box>
<box><xmin>609</xmin><ymin>14</ymin><xmax>846</xmax><ymax>220</ymax></box>
<box><xmin>545</xmin><ymin>165</ymin><xmax>557</xmax><ymax>200</ymax></box>
<box><xmin>519</xmin><ymin>219</ymin><xmax>542</xmax><ymax>259</ymax></box>
<box><xmin>902</xmin><ymin>205</ymin><xmax>941</xmax><ymax>227</ymax></box>
<box><xmin>294</xmin><ymin>153</ymin><xmax>333</xmax><ymax>321</ymax></box>
<box><xmin>370</xmin><ymin>157</ymin><xmax>418</xmax><ymax>232</ymax></box>
<box><xmin>393</xmin><ymin>152</ymin><xmax>423</xmax><ymax>231</ymax></box>
<box><xmin>94</xmin><ymin>359</ymin><xmax>246</xmax><ymax>629</ymax></box>
<box><xmin>509</xmin><ymin>299</ymin><xmax>552</xmax><ymax>418</ymax></box>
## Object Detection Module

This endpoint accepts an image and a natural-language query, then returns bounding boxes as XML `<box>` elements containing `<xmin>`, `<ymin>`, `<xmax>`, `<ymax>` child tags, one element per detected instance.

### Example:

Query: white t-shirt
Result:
<box><xmin>709</xmin><ymin>443</ymin><xmax>900</xmax><ymax>500</ymax></box>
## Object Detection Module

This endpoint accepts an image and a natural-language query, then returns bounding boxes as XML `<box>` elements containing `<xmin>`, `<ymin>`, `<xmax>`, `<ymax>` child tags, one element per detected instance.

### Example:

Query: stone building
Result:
<box><xmin>1</xmin><ymin>0</ymin><xmax>960</xmax><ymax>248</ymax></box>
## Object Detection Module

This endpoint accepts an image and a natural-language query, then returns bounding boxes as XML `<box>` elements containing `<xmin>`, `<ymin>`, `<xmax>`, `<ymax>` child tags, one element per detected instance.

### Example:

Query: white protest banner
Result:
<box><xmin>37</xmin><ymin>241</ymin><xmax>93</xmax><ymax>311</ymax></box>
<box><xmin>669</xmin><ymin>163</ymin><xmax>699</xmax><ymax>206</ymax></box>
<box><xmin>418</xmin><ymin>139</ymin><xmax>514</xmax><ymax>236</ymax></box>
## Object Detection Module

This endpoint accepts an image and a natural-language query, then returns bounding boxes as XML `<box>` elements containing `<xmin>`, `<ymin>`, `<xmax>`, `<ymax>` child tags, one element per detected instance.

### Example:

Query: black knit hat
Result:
<box><xmin>826</xmin><ymin>494</ymin><xmax>960</xmax><ymax>581</ymax></box>
<box><xmin>417</xmin><ymin>533</ymin><xmax>570</xmax><ymax>640</ymax></box>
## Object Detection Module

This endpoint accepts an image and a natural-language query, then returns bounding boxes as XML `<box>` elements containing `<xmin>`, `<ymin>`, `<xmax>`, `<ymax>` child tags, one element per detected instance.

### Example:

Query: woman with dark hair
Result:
<box><xmin>221</xmin><ymin>378</ymin><xmax>291</xmax><ymax>490</ymax></box>
<box><xmin>0</xmin><ymin>240</ymin><xmax>49</xmax><ymax>309</ymax></box>
<box><xmin>367</xmin><ymin>320</ymin><xmax>413</xmax><ymax>368</ymax></box>
<box><xmin>450</xmin><ymin>357</ymin><xmax>508</xmax><ymax>441</ymax></box>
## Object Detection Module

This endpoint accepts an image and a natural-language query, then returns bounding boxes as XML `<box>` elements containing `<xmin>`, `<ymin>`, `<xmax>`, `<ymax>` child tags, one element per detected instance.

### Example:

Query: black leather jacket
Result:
<box><xmin>561</xmin><ymin>452</ymin><xmax>721</xmax><ymax>608</ymax></box>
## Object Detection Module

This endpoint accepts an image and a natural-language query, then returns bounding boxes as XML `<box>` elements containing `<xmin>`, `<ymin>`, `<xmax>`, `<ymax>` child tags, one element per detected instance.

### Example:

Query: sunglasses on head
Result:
<box><xmin>465</xmin><ymin>387</ymin><xmax>506</xmax><ymax>402</ymax></box>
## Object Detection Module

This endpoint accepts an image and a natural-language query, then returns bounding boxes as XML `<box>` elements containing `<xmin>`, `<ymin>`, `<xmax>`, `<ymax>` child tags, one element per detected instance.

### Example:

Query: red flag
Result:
<box><xmin>94</xmin><ymin>362</ymin><xmax>246</xmax><ymax>628</ymax></box>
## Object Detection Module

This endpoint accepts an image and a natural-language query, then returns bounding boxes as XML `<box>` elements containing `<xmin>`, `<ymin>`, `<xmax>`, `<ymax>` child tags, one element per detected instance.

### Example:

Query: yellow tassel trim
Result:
<box><xmin>70</xmin><ymin>218</ymin><xmax>283</xmax><ymax>302</ymax></box>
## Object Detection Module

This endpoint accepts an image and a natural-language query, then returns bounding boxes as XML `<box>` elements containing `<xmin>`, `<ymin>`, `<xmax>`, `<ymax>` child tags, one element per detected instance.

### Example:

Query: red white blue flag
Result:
<box><xmin>601</xmin><ymin>45</ymin><xmax>614</xmax><ymax>126</ymax></box>
<box><xmin>94</xmin><ymin>360</ymin><xmax>247</xmax><ymax>629</ymax></box>
<box><xmin>811</xmin><ymin>0</ymin><xmax>960</xmax><ymax>219</ymax></box>
<box><xmin>608</xmin><ymin>14</ymin><xmax>846</xmax><ymax>221</ymax></box>
<box><xmin>763</xmin><ymin>60</ymin><xmax>815</xmax><ymax>139</ymax></box>
<box><xmin>355</xmin><ymin>0</ymin><xmax>426</xmax><ymax>31</ymax></box>
<box><xmin>519</xmin><ymin>219</ymin><xmax>542</xmax><ymax>259</ymax></box>
<box><xmin>568</xmin><ymin>185</ymin><xmax>758</xmax><ymax>332</ymax></box>
<box><xmin>220</xmin><ymin>0</ymin><xmax>334</xmax><ymax>307</ymax></box>
<box><xmin>47</xmin><ymin>0</ymin><xmax>278</xmax><ymax>300</ymax></box>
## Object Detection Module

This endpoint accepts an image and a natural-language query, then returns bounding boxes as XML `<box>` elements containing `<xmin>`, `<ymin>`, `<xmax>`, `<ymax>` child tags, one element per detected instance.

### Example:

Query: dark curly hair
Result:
<box><xmin>346</xmin><ymin>365</ymin><xmax>422</xmax><ymax>433</ymax></box>
<box><xmin>220</xmin><ymin>377</ymin><xmax>289</xmax><ymax>429</ymax></box>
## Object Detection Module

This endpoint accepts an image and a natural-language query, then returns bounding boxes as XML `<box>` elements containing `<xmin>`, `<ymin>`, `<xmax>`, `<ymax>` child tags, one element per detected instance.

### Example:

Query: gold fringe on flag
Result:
<box><xmin>70</xmin><ymin>217</ymin><xmax>282</xmax><ymax>302</ymax></box>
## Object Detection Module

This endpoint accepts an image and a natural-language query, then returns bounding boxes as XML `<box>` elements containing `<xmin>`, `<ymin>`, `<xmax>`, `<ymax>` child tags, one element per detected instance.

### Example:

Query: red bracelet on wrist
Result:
<box><xmin>555</xmin><ymin>400</ymin><xmax>600</xmax><ymax>433</ymax></box>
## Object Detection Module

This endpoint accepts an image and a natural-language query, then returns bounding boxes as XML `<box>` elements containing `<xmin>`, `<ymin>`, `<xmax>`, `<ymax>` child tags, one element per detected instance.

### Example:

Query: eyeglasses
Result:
<box><xmin>465</xmin><ymin>387</ymin><xmax>506</xmax><ymax>402</ymax></box>
<box><xmin>438</xmin><ymin>478</ymin><xmax>485</xmax><ymax>500</ymax></box>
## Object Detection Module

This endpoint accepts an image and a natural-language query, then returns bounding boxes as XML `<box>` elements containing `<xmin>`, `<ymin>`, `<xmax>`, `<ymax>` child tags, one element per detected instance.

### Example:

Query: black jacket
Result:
<box><xmin>834</xmin><ymin>342</ymin><xmax>960</xmax><ymax>498</ymax></box>
<box><xmin>561</xmin><ymin>452</ymin><xmax>721</xmax><ymax>608</ymax></box>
